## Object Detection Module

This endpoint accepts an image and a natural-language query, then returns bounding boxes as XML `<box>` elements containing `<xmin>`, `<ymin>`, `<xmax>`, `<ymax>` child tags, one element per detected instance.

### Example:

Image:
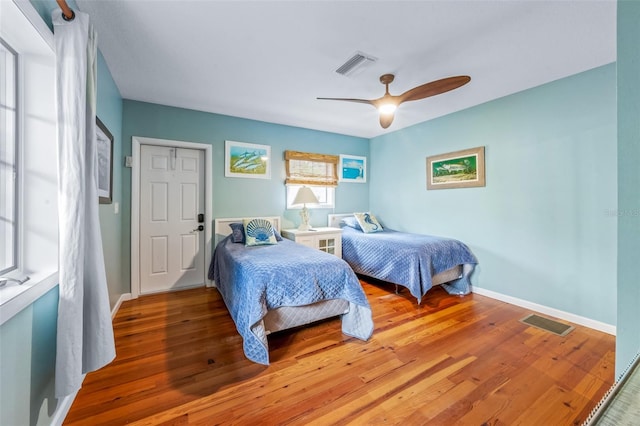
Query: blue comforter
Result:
<box><xmin>341</xmin><ymin>226</ymin><xmax>478</xmax><ymax>303</ymax></box>
<box><xmin>208</xmin><ymin>236</ymin><xmax>373</xmax><ymax>364</ymax></box>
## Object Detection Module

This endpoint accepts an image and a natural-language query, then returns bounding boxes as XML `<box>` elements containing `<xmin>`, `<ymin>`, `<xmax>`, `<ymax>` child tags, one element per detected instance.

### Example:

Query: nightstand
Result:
<box><xmin>280</xmin><ymin>227</ymin><xmax>342</xmax><ymax>258</ymax></box>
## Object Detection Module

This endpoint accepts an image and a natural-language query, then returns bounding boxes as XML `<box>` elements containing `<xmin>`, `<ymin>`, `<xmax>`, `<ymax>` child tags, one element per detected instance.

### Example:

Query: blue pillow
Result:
<box><xmin>229</xmin><ymin>221</ymin><xmax>282</xmax><ymax>243</ymax></box>
<box><xmin>229</xmin><ymin>222</ymin><xmax>245</xmax><ymax>243</ymax></box>
<box><xmin>243</xmin><ymin>218</ymin><xmax>279</xmax><ymax>246</ymax></box>
<box><xmin>354</xmin><ymin>212</ymin><xmax>383</xmax><ymax>233</ymax></box>
<box><xmin>341</xmin><ymin>216</ymin><xmax>362</xmax><ymax>231</ymax></box>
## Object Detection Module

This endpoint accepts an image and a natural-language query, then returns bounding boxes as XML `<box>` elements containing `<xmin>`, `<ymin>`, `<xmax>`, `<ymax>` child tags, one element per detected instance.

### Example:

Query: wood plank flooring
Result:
<box><xmin>64</xmin><ymin>278</ymin><xmax>615</xmax><ymax>425</ymax></box>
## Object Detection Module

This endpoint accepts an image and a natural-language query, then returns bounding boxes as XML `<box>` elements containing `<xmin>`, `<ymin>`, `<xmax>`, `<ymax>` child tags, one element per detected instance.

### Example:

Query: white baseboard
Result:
<box><xmin>111</xmin><ymin>293</ymin><xmax>132</xmax><ymax>319</ymax></box>
<box><xmin>50</xmin><ymin>386</ymin><xmax>81</xmax><ymax>426</ymax></box>
<box><xmin>472</xmin><ymin>286</ymin><xmax>616</xmax><ymax>335</ymax></box>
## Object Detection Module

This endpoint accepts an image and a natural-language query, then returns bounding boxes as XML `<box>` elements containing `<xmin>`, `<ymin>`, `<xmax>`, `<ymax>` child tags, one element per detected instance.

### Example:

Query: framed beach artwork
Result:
<box><xmin>426</xmin><ymin>146</ymin><xmax>485</xmax><ymax>190</ymax></box>
<box><xmin>225</xmin><ymin>140</ymin><xmax>271</xmax><ymax>179</ymax></box>
<box><xmin>96</xmin><ymin>117</ymin><xmax>113</xmax><ymax>203</ymax></box>
<box><xmin>339</xmin><ymin>154</ymin><xmax>366</xmax><ymax>183</ymax></box>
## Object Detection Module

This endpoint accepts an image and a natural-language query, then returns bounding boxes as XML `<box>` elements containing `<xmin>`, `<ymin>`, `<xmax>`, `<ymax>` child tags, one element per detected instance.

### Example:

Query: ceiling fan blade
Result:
<box><xmin>317</xmin><ymin>97</ymin><xmax>374</xmax><ymax>106</ymax></box>
<box><xmin>379</xmin><ymin>113</ymin><xmax>395</xmax><ymax>129</ymax></box>
<box><xmin>399</xmin><ymin>76</ymin><xmax>471</xmax><ymax>103</ymax></box>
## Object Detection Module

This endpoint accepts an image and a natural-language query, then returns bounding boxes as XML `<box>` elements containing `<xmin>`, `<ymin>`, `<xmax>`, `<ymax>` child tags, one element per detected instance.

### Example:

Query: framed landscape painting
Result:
<box><xmin>426</xmin><ymin>146</ymin><xmax>485</xmax><ymax>190</ymax></box>
<box><xmin>225</xmin><ymin>140</ymin><xmax>271</xmax><ymax>179</ymax></box>
<box><xmin>339</xmin><ymin>154</ymin><xmax>366</xmax><ymax>183</ymax></box>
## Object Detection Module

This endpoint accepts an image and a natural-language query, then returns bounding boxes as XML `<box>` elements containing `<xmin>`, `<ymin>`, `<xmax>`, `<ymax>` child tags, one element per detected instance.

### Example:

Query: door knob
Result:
<box><xmin>192</xmin><ymin>225</ymin><xmax>204</xmax><ymax>232</ymax></box>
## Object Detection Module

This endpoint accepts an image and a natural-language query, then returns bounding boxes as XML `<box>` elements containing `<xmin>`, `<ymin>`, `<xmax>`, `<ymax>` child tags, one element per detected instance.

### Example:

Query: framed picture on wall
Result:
<box><xmin>96</xmin><ymin>117</ymin><xmax>113</xmax><ymax>203</ymax></box>
<box><xmin>426</xmin><ymin>146</ymin><xmax>485</xmax><ymax>190</ymax></box>
<box><xmin>225</xmin><ymin>140</ymin><xmax>271</xmax><ymax>179</ymax></box>
<box><xmin>339</xmin><ymin>154</ymin><xmax>366</xmax><ymax>183</ymax></box>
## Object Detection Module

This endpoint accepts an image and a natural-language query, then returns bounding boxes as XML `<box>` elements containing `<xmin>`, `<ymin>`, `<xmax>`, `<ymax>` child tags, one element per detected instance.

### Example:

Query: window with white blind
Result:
<box><xmin>285</xmin><ymin>150</ymin><xmax>338</xmax><ymax>209</ymax></box>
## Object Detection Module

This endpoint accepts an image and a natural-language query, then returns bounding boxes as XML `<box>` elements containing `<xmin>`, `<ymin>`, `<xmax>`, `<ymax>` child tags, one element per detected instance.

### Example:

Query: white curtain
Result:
<box><xmin>53</xmin><ymin>10</ymin><xmax>115</xmax><ymax>398</ymax></box>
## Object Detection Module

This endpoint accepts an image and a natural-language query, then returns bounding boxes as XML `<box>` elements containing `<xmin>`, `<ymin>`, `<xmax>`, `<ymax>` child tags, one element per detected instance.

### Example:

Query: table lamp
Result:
<box><xmin>292</xmin><ymin>186</ymin><xmax>319</xmax><ymax>231</ymax></box>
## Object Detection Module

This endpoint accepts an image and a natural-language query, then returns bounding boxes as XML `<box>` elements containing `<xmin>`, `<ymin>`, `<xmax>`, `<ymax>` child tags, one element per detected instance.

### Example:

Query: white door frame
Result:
<box><xmin>131</xmin><ymin>136</ymin><xmax>213</xmax><ymax>299</ymax></box>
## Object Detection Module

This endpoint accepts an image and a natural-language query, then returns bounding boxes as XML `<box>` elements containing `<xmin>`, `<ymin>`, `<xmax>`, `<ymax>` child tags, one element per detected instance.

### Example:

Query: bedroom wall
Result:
<box><xmin>369</xmin><ymin>63</ymin><xmax>617</xmax><ymax>327</ymax></box>
<box><xmin>121</xmin><ymin>100</ymin><xmax>370</xmax><ymax>292</ymax></box>
<box><xmin>95</xmin><ymin>52</ymin><xmax>126</xmax><ymax>307</ymax></box>
<box><xmin>616</xmin><ymin>0</ymin><xmax>640</xmax><ymax>378</ymax></box>
<box><xmin>0</xmin><ymin>287</ymin><xmax>58</xmax><ymax>426</ymax></box>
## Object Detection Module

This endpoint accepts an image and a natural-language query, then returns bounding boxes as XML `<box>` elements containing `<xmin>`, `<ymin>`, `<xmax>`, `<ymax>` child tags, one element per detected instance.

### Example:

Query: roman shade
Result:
<box><xmin>284</xmin><ymin>150</ymin><xmax>339</xmax><ymax>187</ymax></box>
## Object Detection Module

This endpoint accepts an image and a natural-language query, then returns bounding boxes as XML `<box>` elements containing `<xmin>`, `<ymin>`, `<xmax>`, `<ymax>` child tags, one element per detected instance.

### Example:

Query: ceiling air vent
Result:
<box><xmin>335</xmin><ymin>51</ymin><xmax>377</xmax><ymax>76</ymax></box>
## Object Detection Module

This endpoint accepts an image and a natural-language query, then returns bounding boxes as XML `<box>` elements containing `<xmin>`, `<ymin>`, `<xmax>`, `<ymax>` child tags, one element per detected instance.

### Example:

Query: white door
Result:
<box><xmin>139</xmin><ymin>145</ymin><xmax>206</xmax><ymax>294</ymax></box>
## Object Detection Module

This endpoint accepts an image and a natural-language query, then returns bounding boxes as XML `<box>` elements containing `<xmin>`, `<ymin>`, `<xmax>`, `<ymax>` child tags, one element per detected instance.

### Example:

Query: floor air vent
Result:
<box><xmin>519</xmin><ymin>314</ymin><xmax>574</xmax><ymax>336</ymax></box>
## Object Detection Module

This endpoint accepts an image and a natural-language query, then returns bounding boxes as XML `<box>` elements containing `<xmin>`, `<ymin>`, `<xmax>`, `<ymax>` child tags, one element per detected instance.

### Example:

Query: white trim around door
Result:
<box><xmin>131</xmin><ymin>136</ymin><xmax>213</xmax><ymax>299</ymax></box>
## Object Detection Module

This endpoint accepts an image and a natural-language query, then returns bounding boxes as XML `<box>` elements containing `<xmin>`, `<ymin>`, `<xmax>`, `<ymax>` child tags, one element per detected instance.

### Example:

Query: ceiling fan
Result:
<box><xmin>318</xmin><ymin>74</ymin><xmax>471</xmax><ymax>129</ymax></box>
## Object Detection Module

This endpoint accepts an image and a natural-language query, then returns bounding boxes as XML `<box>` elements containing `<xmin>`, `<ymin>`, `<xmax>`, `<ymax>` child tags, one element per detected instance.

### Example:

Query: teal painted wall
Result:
<box><xmin>616</xmin><ymin>0</ymin><xmax>640</xmax><ymax>377</ymax></box>
<box><xmin>121</xmin><ymin>100</ymin><xmax>370</xmax><ymax>292</ymax></box>
<box><xmin>96</xmin><ymin>52</ymin><xmax>126</xmax><ymax>306</ymax></box>
<box><xmin>0</xmin><ymin>287</ymin><xmax>59</xmax><ymax>426</ymax></box>
<box><xmin>369</xmin><ymin>64</ymin><xmax>617</xmax><ymax>326</ymax></box>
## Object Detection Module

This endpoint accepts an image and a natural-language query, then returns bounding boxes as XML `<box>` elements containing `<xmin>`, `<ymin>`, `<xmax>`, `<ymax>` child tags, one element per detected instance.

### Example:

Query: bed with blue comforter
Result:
<box><xmin>209</xmin><ymin>235</ymin><xmax>374</xmax><ymax>365</ymax></box>
<box><xmin>340</xmin><ymin>225</ymin><xmax>478</xmax><ymax>304</ymax></box>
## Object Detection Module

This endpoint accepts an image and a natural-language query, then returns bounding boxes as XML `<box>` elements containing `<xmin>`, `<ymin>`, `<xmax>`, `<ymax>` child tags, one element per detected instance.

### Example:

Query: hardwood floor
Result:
<box><xmin>64</xmin><ymin>279</ymin><xmax>615</xmax><ymax>425</ymax></box>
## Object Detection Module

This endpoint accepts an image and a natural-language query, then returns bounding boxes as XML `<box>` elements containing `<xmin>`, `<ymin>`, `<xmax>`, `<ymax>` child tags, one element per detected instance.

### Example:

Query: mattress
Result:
<box><xmin>262</xmin><ymin>298</ymin><xmax>349</xmax><ymax>334</ymax></box>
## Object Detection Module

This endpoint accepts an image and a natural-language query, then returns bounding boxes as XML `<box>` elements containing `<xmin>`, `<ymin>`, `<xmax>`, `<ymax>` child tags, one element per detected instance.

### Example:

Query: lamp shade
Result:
<box><xmin>292</xmin><ymin>186</ymin><xmax>319</xmax><ymax>206</ymax></box>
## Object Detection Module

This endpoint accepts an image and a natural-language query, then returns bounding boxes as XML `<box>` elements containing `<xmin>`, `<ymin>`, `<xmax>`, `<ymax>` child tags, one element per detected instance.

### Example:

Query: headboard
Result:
<box><xmin>327</xmin><ymin>213</ymin><xmax>354</xmax><ymax>228</ymax></box>
<box><xmin>214</xmin><ymin>216</ymin><xmax>282</xmax><ymax>244</ymax></box>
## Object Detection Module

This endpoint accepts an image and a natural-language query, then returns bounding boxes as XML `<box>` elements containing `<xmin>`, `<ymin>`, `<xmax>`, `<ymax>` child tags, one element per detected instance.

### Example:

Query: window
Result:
<box><xmin>286</xmin><ymin>185</ymin><xmax>335</xmax><ymax>209</ymax></box>
<box><xmin>285</xmin><ymin>150</ymin><xmax>339</xmax><ymax>186</ymax></box>
<box><xmin>1</xmin><ymin>0</ymin><xmax>58</xmax><ymax>317</ymax></box>
<box><xmin>0</xmin><ymin>38</ymin><xmax>17</xmax><ymax>275</ymax></box>
<box><xmin>285</xmin><ymin>150</ymin><xmax>338</xmax><ymax>209</ymax></box>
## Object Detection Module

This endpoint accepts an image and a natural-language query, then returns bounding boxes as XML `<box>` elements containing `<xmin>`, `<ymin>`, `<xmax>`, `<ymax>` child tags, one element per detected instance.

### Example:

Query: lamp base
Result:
<box><xmin>298</xmin><ymin>205</ymin><xmax>312</xmax><ymax>231</ymax></box>
<box><xmin>297</xmin><ymin>223</ymin><xmax>312</xmax><ymax>231</ymax></box>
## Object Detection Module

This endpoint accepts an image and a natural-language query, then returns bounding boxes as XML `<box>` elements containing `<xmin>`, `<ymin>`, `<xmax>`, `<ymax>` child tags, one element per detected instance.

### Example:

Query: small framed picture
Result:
<box><xmin>96</xmin><ymin>117</ymin><xmax>113</xmax><ymax>203</ymax></box>
<box><xmin>426</xmin><ymin>146</ymin><xmax>485</xmax><ymax>190</ymax></box>
<box><xmin>225</xmin><ymin>140</ymin><xmax>271</xmax><ymax>179</ymax></box>
<box><xmin>339</xmin><ymin>154</ymin><xmax>366</xmax><ymax>183</ymax></box>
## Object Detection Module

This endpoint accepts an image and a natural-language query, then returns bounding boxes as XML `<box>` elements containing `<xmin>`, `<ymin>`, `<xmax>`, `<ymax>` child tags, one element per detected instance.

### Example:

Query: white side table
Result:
<box><xmin>280</xmin><ymin>227</ymin><xmax>342</xmax><ymax>258</ymax></box>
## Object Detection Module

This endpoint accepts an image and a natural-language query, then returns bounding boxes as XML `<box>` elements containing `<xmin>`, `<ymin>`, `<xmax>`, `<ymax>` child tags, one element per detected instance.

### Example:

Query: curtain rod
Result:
<box><xmin>55</xmin><ymin>0</ymin><xmax>75</xmax><ymax>21</ymax></box>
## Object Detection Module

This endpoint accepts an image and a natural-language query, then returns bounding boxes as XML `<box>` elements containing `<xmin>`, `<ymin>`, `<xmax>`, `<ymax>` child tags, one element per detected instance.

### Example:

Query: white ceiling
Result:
<box><xmin>75</xmin><ymin>0</ymin><xmax>616</xmax><ymax>139</ymax></box>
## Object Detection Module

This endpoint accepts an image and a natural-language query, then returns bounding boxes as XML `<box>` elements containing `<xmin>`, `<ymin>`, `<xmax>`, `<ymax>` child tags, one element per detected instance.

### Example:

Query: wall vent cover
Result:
<box><xmin>520</xmin><ymin>314</ymin><xmax>574</xmax><ymax>336</ymax></box>
<box><xmin>335</xmin><ymin>51</ymin><xmax>377</xmax><ymax>76</ymax></box>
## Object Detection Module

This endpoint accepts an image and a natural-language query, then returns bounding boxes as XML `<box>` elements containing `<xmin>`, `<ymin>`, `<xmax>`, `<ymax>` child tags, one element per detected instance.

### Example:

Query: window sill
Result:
<box><xmin>0</xmin><ymin>271</ymin><xmax>58</xmax><ymax>326</ymax></box>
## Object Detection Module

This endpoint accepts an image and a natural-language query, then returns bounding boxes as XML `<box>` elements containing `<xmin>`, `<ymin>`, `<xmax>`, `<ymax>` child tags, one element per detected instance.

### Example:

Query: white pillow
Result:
<box><xmin>354</xmin><ymin>212</ymin><xmax>383</xmax><ymax>233</ymax></box>
<box><xmin>243</xmin><ymin>218</ymin><xmax>278</xmax><ymax>246</ymax></box>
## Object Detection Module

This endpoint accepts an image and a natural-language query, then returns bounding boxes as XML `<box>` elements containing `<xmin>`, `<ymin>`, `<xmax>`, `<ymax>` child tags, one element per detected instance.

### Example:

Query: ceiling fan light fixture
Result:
<box><xmin>378</xmin><ymin>103</ymin><xmax>397</xmax><ymax>115</ymax></box>
<box><xmin>317</xmin><ymin>73</ymin><xmax>471</xmax><ymax>129</ymax></box>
